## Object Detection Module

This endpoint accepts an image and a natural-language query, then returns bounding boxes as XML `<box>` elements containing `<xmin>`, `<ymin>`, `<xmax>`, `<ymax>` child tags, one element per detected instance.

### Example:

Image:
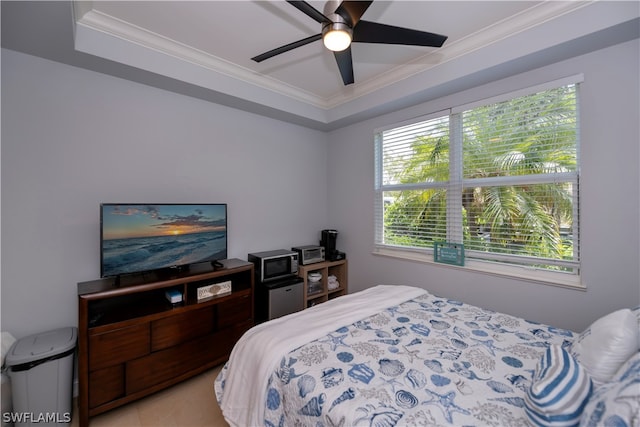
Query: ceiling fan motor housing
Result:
<box><xmin>322</xmin><ymin>15</ymin><xmax>353</xmax><ymax>37</ymax></box>
<box><xmin>323</xmin><ymin>0</ymin><xmax>342</xmax><ymax>17</ymax></box>
<box><xmin>323</xmin><ymin>13</ymin><xmax>351</xmax><ymax>31</ymax></box>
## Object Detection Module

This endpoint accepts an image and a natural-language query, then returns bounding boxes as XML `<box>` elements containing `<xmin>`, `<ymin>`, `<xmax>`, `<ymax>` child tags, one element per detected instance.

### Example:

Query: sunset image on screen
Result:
<box><xmin>101</xmin><ymin>204</ymin><xmax>227</xmax><ymax>277</ymax></box>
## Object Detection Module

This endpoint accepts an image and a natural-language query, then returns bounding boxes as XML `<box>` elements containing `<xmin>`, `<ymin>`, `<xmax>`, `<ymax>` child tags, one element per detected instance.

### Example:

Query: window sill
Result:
<box><xmin>373</xmin><ymin>246</ymin><xmax>585</xmax><ymax>291</ymax></box>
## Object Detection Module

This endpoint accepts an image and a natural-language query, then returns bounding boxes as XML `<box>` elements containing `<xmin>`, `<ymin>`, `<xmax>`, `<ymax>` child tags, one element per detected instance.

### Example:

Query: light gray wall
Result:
<box><xmin>1</xmin><ymin>49</ymin><xmax>329</xmax><ymax>338</ymax></box>
<box><xmin>2</xmin><ymin>38</ymin><xmax>639</xmax><ymax>340</ymax></box>
<box><xmin>327</xmin><ymin>38</ymin><xmax>640</xmax><ymax>333</ymax></box>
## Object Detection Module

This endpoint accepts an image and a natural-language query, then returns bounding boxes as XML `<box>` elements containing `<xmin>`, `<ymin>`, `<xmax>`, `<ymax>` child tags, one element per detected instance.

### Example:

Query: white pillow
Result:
<box><xmin>570</xmin><ymin>309</ymin><xmax>639</xmax><ymax>386</ymax></box>
<box><xmin>580</xmin><ymin>352</ymin><xmax>640</xmax><ymax>427</ymax></box>
<box><xmin>525</xmin><ymin>344</ymin><xmax>593</xmax><ymax>427</ymax></box>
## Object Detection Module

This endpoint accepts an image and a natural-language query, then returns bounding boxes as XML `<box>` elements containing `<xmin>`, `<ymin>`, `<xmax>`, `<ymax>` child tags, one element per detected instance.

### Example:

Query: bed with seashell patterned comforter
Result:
<box><xmin>215</xmin><ymin>285</ymin><xmax>574</xmax><ymax>427</ymax></box>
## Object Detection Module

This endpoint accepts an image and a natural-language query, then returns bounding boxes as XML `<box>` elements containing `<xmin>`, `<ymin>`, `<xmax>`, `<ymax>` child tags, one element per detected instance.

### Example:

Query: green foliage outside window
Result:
<box><xmin>380</xmin><ymin>85</ymin><xmax>578</xmax><ymax>271</ymax></box>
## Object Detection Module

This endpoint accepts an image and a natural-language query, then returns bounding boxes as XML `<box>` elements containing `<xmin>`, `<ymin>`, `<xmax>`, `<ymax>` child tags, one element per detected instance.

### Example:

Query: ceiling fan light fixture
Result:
<box><xmin>322</xmin><ymin>22</ymin><xmax>352</xmax><ymax>52</ymax></box>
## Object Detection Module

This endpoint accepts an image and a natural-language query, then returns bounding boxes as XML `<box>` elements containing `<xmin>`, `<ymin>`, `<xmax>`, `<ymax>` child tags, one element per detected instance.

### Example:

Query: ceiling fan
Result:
<box><xmin>251</xmin><ymin>0</ymin><xmax>448</xmax><ymax>86</ymax></box>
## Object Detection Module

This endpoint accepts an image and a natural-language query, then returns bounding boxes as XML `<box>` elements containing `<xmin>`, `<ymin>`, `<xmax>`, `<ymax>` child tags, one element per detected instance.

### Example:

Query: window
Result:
<box><xmin>374</xmin><ymin>76</ymin><xmax>581</xmax><ymax>286</ymax></box>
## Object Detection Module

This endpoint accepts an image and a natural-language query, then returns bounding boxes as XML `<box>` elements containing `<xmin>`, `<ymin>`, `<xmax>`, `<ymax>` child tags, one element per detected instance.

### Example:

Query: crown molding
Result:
<box><xmin>73</xmin><ymin>1</ymin><xmax>590</xmax><ymax>112</ymax></box>
<box><xmin>74</xmin><ymin>5</ymin><xmax>328</xmax><ymax>109</ymax></box>
<box><xmin>66</xmin><ymin>0</ymin><xmax>638</xmax><ymax>129</ymax></box>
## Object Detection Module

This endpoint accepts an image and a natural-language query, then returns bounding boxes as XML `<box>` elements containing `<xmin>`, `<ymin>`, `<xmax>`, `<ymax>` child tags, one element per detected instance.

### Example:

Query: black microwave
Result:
<box><xmin>248</xmin><ymin>249</ymin><xmax>299</xmax><ymax>283</ymax></box>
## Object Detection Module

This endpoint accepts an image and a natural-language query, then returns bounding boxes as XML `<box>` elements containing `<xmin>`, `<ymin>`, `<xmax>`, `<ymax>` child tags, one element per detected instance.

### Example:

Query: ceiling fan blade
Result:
<box><xmin>334</xmin><ymin>47</ymin><xmax>354</xmax><ymax>85</ymax></box>
<box><xmin>334</xmin><ymin>1</ymin><xmax>373</xmax><ymax>27</ymax></box>
<box><xmin>251</xmin><ymin>34</ymin><xmax>322</xmax><ymax>62</ymax></box>
<box><xmin>353</xmin><ymin>20</ymin><xmax>448</xmax><ymax>47</ymax></box>
<box><xmin>286</xmin><ymin>0</ymin><xmax>331</xmax><ymax>24</ymax></box>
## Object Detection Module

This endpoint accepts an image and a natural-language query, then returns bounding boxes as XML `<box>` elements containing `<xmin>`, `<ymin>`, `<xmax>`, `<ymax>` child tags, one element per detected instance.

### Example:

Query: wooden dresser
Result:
<box><xmin>77</xmin><ymin>259</ymin><xmax>253</xmax><ymax>427</ymax></box>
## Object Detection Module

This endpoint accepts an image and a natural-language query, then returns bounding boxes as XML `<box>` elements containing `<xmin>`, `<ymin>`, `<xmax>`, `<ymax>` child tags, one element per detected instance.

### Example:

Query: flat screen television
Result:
<box><xmin>100</xmin><ymin>203</ymin><xmax>227</xmax><ymax>278</ymax></box>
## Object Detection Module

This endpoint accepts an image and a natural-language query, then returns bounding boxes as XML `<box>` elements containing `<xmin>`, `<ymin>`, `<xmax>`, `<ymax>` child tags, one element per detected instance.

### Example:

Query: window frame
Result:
<box><xmin>373</xmin><ymin>75</ymin><xmax>584</xmax><ymax>289</ymax></box>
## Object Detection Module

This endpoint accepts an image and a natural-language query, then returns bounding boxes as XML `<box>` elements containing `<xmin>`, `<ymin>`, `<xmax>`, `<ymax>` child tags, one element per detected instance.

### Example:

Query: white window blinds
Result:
<box><xmin>375</xmin><ymin>77</ymin><xmax>581</xmax><ymax>277</ymax></box>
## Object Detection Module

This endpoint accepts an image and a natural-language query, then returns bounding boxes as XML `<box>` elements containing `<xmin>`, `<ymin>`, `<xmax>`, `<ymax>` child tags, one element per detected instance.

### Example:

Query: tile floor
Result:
<box><xmin>71</xmin><ymin>365</ymin><xmax>229</xmax><ymax>427</ymax></box>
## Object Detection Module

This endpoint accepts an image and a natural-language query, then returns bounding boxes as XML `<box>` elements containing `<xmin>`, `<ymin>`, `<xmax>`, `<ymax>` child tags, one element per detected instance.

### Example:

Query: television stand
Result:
<box><xmin>76</xmin><ymin>259</ymin><xmax>254</xmax><ymax>427</ymax></box>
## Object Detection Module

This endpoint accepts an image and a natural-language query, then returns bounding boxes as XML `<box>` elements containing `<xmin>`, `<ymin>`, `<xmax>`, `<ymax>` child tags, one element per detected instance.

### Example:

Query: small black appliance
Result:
<box><xmin>321</xmin><ymin>229</ymin><xmax>345</xmax><ymax>261</ymax></box>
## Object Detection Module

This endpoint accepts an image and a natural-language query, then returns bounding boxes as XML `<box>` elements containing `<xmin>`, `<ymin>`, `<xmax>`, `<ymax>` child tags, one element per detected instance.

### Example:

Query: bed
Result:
<box><xmin>215</xmin><ymin>285</ymin><xmax>640</xmax><ymax>427</ymax></box>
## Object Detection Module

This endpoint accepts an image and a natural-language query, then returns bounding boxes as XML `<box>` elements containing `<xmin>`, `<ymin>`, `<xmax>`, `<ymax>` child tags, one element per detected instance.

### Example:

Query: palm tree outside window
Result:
<box><xmin>374</xmin><ymin>76</ymin><xmax>581</xmax><ymax>285</ymax></box>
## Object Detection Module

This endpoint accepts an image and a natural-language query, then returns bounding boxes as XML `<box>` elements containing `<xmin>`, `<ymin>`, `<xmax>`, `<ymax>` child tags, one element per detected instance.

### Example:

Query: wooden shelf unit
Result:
<box><xmin>77</xmin><ymin>259</ymin><xmax>254</xmax><ymax>427</ymax></box>
<box><xmin>298</xmin><ymin>259</ymin><xmax>347</xmax><ymax>308</ymax></box>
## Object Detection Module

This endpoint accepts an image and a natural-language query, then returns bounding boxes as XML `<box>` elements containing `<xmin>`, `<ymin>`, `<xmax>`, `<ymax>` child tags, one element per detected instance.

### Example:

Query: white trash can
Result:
<box><xmin>4</xmin><ymin>328</ymin><xmax>77</xmax><ymax>427</ymax></box>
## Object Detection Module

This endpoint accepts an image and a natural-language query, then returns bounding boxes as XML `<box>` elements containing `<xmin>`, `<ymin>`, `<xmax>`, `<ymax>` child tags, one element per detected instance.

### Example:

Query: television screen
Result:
<box><xmin>100</xmin><ymin>203</ymin><xmax>227</xmax><ymax>277</ymax></box>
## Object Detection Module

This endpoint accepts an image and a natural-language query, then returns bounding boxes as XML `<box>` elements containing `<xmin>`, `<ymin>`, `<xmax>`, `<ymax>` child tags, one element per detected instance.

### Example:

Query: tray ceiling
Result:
<box><xmin>2</xmin><ymin>1</ymin><xmax>639</xmax><ymax>130</ymax></box>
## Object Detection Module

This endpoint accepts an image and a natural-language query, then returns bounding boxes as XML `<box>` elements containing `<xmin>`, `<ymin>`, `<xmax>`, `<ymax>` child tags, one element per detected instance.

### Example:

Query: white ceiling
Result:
<box><xmin>77</xmin><ymin>1</ymin><xmax>544</xmax><ymax>101</ymax></box>
<box><xmin>3</xmin><ymin>1</ymin><xmax>639</xmax><ymax>130</ymax></box>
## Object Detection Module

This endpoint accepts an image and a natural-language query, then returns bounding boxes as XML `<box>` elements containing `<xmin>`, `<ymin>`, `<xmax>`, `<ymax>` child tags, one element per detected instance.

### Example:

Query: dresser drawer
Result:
<box><xmin>89</xmin><ymin>323</ymin><xmax>150</xmax><ymax>370</ymax></box>
<box><xmin>218</xmin><ymin>293</ymin><xmax>252</xmax><ymax>328</ymax></box>
<box><xmin>89</xmin><ymin>364</ymin><xmax>124</xmax><ymax>408</ymax></box>
<box><xmin>126</xmin><ymin>328</ymin><xmax>231</xmax><ymax>394</ymax></box>
<box><xmin>151</xmin><ymin>306</ymin><xmax>215</xmax><ymax>352</ymax></box>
